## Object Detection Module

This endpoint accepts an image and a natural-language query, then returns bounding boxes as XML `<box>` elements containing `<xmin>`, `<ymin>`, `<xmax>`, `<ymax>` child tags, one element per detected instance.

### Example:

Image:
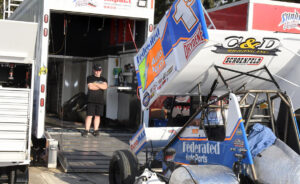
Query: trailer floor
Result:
<box><xmin>29</xmin><ymin>166</ymin><xmax>109</xmax><ymax>184</ymax></box>
<box><xmin>45</xmin><ymin>116</ymin><xmax>145</xmax><ymax>173</ymax></box>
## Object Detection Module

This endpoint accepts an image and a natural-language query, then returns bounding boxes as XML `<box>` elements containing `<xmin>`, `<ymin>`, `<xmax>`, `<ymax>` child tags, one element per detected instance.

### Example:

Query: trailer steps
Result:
<box><xmin>46</xmin><ymin>128</ymin><xmax>146</xmax><ymax>173</ymax></box>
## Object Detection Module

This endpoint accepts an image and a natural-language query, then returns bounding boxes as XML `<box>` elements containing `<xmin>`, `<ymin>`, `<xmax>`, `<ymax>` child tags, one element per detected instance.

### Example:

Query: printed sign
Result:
<box><xmin>134</xmin><ymin>0</ymin><xmax>208</xmax><ymax>110</ymax></box>
<box><xmin>223</xmin><ymin>56</ymin><xmax>263</xmax><ymax>65</ymax></box>
<box><xmin>70</xmin><ymin>0</ymin><xmax>136</xmax><ymax>10</ymax></box>
<box><xmin>278</xmin><ymin>10</ymin><xmax>300</xmax><ymax>31</ymax></box>
<box><xmin>73</xmin><ymin>0</ymin><xmax>98</xmax><ymax>7</ymax></box>
<box><xmin>213</xmin><ymin>36</ymin><xmax>280</xmax><ymax>56</ymax></box>
<box><xmin>104</xmin><ymin>0</ymin><xmax>132</xmax><ymax>9</ymax></box>
<box><xmin>253</xmin><ymin>3</ymin><xmax>300</xmax><ymax>34</ymax></box>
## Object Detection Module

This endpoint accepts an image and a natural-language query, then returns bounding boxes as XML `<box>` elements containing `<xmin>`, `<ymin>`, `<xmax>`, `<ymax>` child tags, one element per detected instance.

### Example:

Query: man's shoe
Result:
<box><xmin>81</xmin><ymin>130</ymin><xmax>88</xmax><ymax>137</ymax></box>
<box><xmin>93</xmin><ymin>130</ymin><xmax>99</xmax><ymax>137</ymax></box>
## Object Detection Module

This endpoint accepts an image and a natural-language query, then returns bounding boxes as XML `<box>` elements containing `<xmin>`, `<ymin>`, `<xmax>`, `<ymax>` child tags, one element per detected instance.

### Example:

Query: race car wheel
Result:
<box><xmin>109</xmin><ymin>150</ymin><xmax>139</xmax><ymax>184</ymax></box>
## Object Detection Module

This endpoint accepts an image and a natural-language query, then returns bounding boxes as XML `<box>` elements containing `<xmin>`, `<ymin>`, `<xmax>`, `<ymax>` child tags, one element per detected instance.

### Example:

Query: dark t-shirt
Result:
<box><xmin>87</xmin><ymin>75</ymin><xmax>107</xmax><ymax>104</ymax></box>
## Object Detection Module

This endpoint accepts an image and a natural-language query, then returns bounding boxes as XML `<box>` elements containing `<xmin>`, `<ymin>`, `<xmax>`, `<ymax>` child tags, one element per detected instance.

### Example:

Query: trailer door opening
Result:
<box><xmin>46</xmin><ymin>12</ymin><xmax>147</xmax><ymax>129</ymax></box>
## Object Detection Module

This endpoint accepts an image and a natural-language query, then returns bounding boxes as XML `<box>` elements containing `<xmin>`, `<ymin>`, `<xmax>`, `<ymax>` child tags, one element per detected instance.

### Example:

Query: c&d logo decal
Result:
<box><xmin>213</xmin><ymin>36</ymin><xmax>280</xmax><ymax>56</ymax></box>
<box><xmin>278</xmin><ymin>10</ymin><xmax>300</xmax><ymax>31</ymax></box>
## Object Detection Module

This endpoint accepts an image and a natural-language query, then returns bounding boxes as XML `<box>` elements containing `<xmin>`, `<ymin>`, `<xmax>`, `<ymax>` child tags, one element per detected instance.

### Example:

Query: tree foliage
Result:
<box><xmin>0</xmin><ymin>0</ymin><xmax>3</xmax><ymax>19</ymax></box>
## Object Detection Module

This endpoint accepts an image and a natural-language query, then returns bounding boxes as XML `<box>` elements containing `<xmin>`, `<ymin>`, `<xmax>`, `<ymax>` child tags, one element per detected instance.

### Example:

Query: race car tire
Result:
<box><xmin>109</xmin><ymin>150</ymin><xmax>139</xmax><ymax>184</ymax></box>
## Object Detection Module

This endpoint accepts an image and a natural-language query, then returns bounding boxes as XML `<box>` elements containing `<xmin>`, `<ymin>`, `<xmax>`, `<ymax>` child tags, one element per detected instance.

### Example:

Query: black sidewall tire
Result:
<box><xmin>109</xmin><ymin>150</ymin><xmax>139</xmax><ymax>184</ymax></box>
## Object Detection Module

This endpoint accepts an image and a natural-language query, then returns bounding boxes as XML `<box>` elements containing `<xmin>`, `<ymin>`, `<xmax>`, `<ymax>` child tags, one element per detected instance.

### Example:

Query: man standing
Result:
<box><xmin>82</xmin><ymin>64</ymin><xmax>108</xmax><ymax>137</ymax></box>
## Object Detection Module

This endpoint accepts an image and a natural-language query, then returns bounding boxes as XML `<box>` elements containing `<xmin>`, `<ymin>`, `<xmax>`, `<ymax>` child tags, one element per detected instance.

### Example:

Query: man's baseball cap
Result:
<box><xmin>93</xmin><ymin>64</ymin><xmax>102</xmax><ymax>71</ymax></box>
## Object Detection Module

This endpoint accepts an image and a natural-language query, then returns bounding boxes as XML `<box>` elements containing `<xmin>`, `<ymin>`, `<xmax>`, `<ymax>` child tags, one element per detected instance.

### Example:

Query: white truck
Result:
<box><xmin>8</xmin><ymin>0</ymin><xmax>155</xmax><ymax>139</ymax></box>
<box><xmin>0</xmin><ymin>20</ymin><xmax>37</xmax><ymax>184</ymax></box>
<box><xmin>109</xmin><ymin>0</ymin><xmax>300</xmax><ymax>183</ymax></box>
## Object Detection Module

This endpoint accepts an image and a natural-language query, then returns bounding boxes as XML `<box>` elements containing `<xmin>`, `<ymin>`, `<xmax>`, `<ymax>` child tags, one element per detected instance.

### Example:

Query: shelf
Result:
<box><xmin>122</xmin><ymin>72</ymin><xmax>133</xmax><ymax>76</ymax></box>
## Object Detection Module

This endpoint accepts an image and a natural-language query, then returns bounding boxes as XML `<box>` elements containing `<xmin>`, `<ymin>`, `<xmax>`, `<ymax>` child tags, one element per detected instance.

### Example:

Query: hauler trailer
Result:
<box><xmin>108</xmin><ymin>0</ymin><xmax>300</xmax><ymax>183</ymax></box>
<box><xmin>0</xmin><ymin>20</ymin><xmax>37</xmax><ymax>184</ymax></box>
<box><xmin>9</xmin><ymin>0</ymin><xmax>155</xmax><ymax>138</ymax></box>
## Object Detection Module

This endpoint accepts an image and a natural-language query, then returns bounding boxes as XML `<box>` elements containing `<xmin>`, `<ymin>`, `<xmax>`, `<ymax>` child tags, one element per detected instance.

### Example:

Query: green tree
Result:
<box><xmin>0</xmin><ymin>0</ymin><xmax>3</xmax><ymax>19</ymax></box>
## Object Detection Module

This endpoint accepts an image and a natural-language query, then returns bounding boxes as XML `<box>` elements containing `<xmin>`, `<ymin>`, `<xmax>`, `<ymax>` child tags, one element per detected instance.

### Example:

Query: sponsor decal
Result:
<box><xmin>105</xmin><ymin>0</ymin><xmax>131</xmax><ymax>3</ymax></box>
<box><xmin>168</xmin><ymin>129</ymin><xmax>177</xmax><ymax>136</ymax></box>
<box><xmin>73</xmin><ymin>0</ymin><xmax>97</xmax><ymax>7</ymax></box>
<box><xmin>156</xmin><ymin>66</ymin><xmax>174</xmax><ymax>90</ymax></box>
<box><xmin>213</xmin><ymin>36</ymin><xmax>280</xmax><ymax>56</ymax></box>
<box><xmin>184</xmin><ymin>25</ymin><xmax>205</xmax><ymax>60</ymax></box>
<box><xmin>150</xmin><ymin>85</ymin><xmax>156</xmax><ymax>98</ymax></box>
<box><xmin>183</xmin><ymin>142</ymin><xmax>220</xmax><ymax>164</ymax></box>
<box><xmin>130</xmin><ymin>127</ymin><xmax>146</xmax><ymax>154</ymax></box>
<box><xmin>136</xmin><ymin>29</ymin><xmax>160</xmax><ymax>65</ymax></box>
<box><xmin>157</xmin><ymin>79</ymin><xmax>166</xmax><ymax>90</ymax></box>
<box><xmin>186</xmin><ymin>154</ymin><xmax>208</xmax><ymax>163</ymax></box>
<box><xmin>162</xmin><ymin>0</ymin><xmax>208</xmax><ymax>58</ymax></box>
<box><xmin>278</xmin><ymin>10</ymin><xmax>300</xmax><ymax>31</ymax></box>
<box><xmin>183</xmin><ymin>142</ymin><xmax>220</xmax><ymax>154</ymax></box>
<box><xmin>104</xmin><ymin>0</ymin><xmax>131</xmax><ymax>9</ymax></box>
<box><xmin>143</xmin><ymin>92</ymin><xmax>150</xmax><ymax>107</ymax></box>
<box><xmin>233</xmin><ymin>138</ymin><xmax>245</xmax><ymax>148</ymax></box>
<box><xmin>223</xmin><ymin>56</ymin><xmax>263</xmax><ymax>65</ymax></box>
<box><xmin>167</xmin><ymin>65</ymin><xmax>174</xmax><ymax>75</ymax></box>
<box><xmin>236</xmin><ymin>128</ymin><xmax>242</xmax><ymax>136</ymax></box>
<box><xmin>138</xmin><ymin>38</ymin><xmax>165</xmax><ymax>91</ymax></box>
<box><xmin>192</xmin><ymin>129</ymin><xmax>199</xmax><ymax>134</ymax></box>
<box><xmin>230</xmin><ymin>147</ymin><xmax>237</xmax><ymax>152</ymax></box>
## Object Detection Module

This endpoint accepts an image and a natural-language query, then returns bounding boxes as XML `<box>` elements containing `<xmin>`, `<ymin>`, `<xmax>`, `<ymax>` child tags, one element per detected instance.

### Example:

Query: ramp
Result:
<box><xmin>46</xmin><ymin>129</ymin><xmax>142</xmax><ymax>173</ymax></box>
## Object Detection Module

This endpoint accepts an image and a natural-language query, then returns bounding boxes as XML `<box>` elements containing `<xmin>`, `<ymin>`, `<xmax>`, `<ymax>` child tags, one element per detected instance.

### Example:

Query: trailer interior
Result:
<box><xmin>0</xmin><ymin>63</ymin><xmax>32</xmax><ymax>88</ymax></box>
<box><xmin>46</xmin><ymin>12</ymin><xmax>148</xmax><ymax>130</ymax></box>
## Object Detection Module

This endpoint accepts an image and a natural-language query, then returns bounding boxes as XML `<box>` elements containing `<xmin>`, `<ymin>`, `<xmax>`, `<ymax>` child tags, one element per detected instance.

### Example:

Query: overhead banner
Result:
<box><xmin>134</xmin><ymin>0</ymin><xmax>209</xmax><ymax>110</ymax></box>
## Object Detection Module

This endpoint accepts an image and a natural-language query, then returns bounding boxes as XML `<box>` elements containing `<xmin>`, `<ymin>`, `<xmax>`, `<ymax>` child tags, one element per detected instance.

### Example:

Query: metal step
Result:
<box><xmin>248</xmin><ymin>119</ymin><xmax>270</xmax><ymax>123</ymax></box>
<box><xmin>252</xmin><ymin>115</ymin><xmax>271</xmax><ymax>119</ymax></box>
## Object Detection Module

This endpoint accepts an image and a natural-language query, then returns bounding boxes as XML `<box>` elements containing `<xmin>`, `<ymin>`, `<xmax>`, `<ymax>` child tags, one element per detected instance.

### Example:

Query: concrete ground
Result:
<box><xmin>29</xmin><ymin>166</ymin><xmax>109</xmax><ymax>184</ymax></box>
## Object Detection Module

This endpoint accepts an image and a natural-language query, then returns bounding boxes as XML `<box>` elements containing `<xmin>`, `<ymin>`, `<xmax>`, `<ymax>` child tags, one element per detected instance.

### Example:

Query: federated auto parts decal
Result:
<box><xmin>169</xmin><ymin>118</ymin><xmax>253</xmax><ymax>167</ymax></box>
<box><xmin>212</xmin><ymin>36</ymin><xmax>281</xmax><ymax>56</ymax></box>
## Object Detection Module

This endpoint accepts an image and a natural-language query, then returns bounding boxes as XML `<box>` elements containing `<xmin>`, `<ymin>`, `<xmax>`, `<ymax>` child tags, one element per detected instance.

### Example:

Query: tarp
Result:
<box><xmin>248</xmin><ymin>123</ymin><xmax>276</xmax><ymax>158</ymax></box>
<box><xmin>169</xmin><ymin>165</ymin><xmax>238</xmax><ymax>184</ymax></box>
<box><xmin>253</xmin><ymin>139</ymin><xmax>300</xmax><ymax>184</ymax></box>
